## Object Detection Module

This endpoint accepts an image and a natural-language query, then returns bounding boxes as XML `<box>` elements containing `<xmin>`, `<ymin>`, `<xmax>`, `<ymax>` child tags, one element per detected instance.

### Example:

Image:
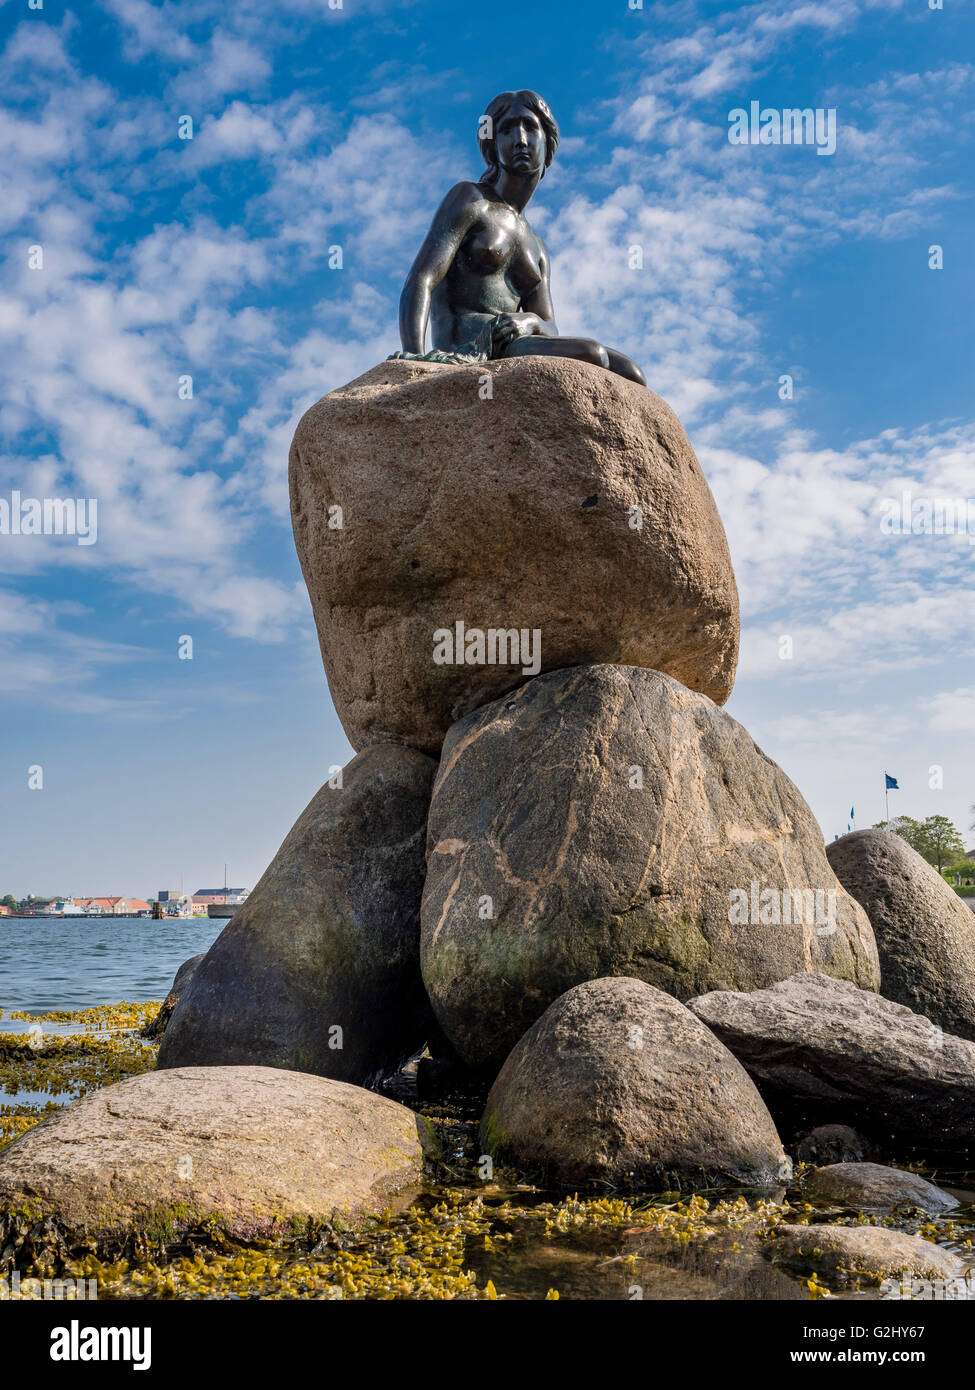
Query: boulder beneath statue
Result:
<box><xmin>289</xmin><ymin>356</ymin><xmax>740</xmax><ymax>754</ymax></box>
<box><xmin>421</xmin><ymin>664</ymin><xmax>879</xmax><ymax>1071</ymax></box>
<box><xmin>157</xmin><ymin>745</ymin><xmax>438</xmax><ymax>1085</ymax></box>
<box><xmin>480</xmin><ymin>977</ymin><xmax>791</xmax><ymax>1190</ymax></box>
<box><xmin>688</xmin><ymin>972</ymin><xmax>975</xmax><ymax>1161</ymax></box>
<box><xmin>826</xmin><ymin>828</ymin><xmax>975</xmax><ymax>1040</ymax></box>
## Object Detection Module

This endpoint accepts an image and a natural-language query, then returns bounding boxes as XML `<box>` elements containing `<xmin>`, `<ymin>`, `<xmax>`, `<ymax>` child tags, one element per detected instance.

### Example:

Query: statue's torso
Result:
<box><xmin>431</xmin><ymin>185</ymin><xmax>546</xmax><ymax>352</ymax></box>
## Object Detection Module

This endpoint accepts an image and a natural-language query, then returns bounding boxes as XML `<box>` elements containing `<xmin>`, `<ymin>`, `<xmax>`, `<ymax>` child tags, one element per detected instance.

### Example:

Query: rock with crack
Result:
<box><xmin>421</xmin><ymin>663</ymin><xmax>879</xmax><ymax>1070</ymax></box>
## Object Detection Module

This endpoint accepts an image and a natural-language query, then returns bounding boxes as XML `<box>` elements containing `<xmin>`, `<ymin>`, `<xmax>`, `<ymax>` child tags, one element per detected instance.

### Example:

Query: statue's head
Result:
<box><xmin>479</xmin><ymin>90</ymin><xmax>559</xmax><ymax>183</ymax></box>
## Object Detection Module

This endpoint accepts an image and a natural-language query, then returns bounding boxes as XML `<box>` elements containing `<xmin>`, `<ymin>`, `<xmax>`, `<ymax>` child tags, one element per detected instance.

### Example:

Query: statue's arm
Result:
<box><xmin>399</xmin><ymin>184</ymin><xmax>480</xmax><ymax>353</ymax></box>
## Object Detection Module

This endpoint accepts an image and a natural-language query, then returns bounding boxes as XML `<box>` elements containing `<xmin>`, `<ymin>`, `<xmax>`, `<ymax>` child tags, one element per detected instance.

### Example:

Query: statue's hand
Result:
<box><xmin>491</xmin><ymin>312</ymin><xmax>539</xmax><ymax>353</ymax></box>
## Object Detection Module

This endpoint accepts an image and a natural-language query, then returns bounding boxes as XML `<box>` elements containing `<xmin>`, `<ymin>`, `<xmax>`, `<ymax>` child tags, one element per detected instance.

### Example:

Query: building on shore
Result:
<box><xmin>191</xmin><ymin>888</ymin><xmax>250</xmax><ymax>911</ymax></box>
<box><xmin>27</xmin><ymin>897</ymin><xmax>151</xmax><ymax>917</ymax></box>
<box><xmin>33</xmin><ymin>898</ymin><xmax>85</xmax><ymax>915</ymax></box>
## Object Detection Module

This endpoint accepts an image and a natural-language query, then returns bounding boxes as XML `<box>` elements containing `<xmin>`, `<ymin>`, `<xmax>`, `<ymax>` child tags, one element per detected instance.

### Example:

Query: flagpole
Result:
<box><xmin>885</xmin><ymin>780</ymin><xmax>889</xmax><ymax>824</ymax></box>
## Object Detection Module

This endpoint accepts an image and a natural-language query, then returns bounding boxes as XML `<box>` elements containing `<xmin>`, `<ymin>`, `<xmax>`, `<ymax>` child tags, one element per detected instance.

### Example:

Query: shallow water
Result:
<box><xmin>0</xmin><ymin>916</ymin><xmax>223</xmax><ymax>1018</ymax></box>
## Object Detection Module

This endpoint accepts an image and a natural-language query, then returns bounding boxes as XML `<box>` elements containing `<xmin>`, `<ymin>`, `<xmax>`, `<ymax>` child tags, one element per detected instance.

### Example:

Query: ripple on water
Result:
<box><xmin>0</xmin><ymin>916</ymin><xmax>224</xmax><ymax>1015</ymax></box>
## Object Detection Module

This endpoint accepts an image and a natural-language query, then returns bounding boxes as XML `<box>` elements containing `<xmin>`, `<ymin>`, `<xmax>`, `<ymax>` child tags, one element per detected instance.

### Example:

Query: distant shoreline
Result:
<box><xmin>0</xmin><ymin>913</ymin><xmax>231</xmax><ymax>921</ymax></box>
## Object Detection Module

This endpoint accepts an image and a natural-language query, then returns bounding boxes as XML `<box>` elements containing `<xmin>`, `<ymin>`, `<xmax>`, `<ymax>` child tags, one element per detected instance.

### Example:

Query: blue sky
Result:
<box><xmin>1</xmin><ymin>0</ymin><xmax>973</xmax><ymax>899</ymax></box>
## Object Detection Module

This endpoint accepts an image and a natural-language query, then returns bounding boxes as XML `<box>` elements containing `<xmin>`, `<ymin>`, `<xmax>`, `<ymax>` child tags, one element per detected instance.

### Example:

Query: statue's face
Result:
<box><xmin>494</xmin><ymin>102</ymin><xmax>546</xmax><ymax>177</ymax></box>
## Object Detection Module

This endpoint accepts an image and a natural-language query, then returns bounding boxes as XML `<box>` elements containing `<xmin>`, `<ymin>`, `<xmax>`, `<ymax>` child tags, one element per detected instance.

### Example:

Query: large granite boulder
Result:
<box><xmin>826</xmin><ymin>828</ymin><xmax>975</xmax><ymax>1039</ymax></box>
<box><xmin>289</xmin><ymin>357</ymin><xmax>740</xmax><ymax>754</ymax></box>
<box><xmin>0</xmin><ymin>1067</ymin><xmax>429</xmax><ymax>1246</ymax></box>
<box><xmin>480</xmin><ymin>977</ymin><xmax>791</xmax><ymax>1189</ymax></box>
<box><xmin>158</xmin><ymin>745</ymin><xmax>437</xmax><ymax>1085</ymax></box>
<box><xmin>688</xmin><ymin>972</ymin><xmax>975</xmax><ymax>1161</ymax></box>
<box><xmin>421</xmin><ymin>664</ymin><xmax>879</xmax><ymax>1070</ymax></box>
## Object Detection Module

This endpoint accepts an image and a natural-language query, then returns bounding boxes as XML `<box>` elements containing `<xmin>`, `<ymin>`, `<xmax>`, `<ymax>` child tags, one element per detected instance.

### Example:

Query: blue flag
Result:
<box><xmin>885</xmin><ymin>773</ymin><xmax>899</xmax><ymax>790</ymax></box>
<box><xmin>850</xmin><ymin>806</ymin><xmax>855</xmax><ymax>819</ymax></box>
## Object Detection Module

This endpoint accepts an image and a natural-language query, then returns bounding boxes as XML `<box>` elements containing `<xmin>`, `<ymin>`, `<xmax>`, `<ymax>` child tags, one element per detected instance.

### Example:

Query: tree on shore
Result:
<box><xmin>873</xmin><ymin>814</ymin><xmax>966</xmax><ymax>875</ymax></box>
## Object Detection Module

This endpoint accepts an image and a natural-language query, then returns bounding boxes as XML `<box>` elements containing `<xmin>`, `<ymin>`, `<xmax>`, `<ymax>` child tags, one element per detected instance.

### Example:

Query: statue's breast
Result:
<box><xmin>465</xmin><ymin>226</ymin><xmax>513</xmax><ymax>274</ymax></box>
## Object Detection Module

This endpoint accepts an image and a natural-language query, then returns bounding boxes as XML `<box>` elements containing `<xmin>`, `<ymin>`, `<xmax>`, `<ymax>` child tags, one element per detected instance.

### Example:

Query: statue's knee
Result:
<box><xmin>581</xmin><ymin>340</ymin><xmax>610</xmax><ymax>369</ymax></box>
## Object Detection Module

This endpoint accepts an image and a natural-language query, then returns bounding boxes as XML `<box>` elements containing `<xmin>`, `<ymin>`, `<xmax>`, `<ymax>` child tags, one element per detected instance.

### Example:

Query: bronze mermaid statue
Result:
<box><xmin>394</xmin><ymin>89</ymin><xmax>646</xmax><ymax>385</ymax></box>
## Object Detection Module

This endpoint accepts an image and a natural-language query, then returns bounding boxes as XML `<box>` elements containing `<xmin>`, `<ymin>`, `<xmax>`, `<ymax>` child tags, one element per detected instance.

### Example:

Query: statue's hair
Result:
<box><xmin>478</xmin><ymin>90</ymin><xmax>559</xmax><ymax>180</ymax></box>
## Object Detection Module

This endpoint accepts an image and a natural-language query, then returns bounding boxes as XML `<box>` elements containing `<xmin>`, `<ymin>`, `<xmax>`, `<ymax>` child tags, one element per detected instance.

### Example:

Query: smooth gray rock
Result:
<box><xmin>422</xmin><ymin>664</ymin><xmax>879</xmax><ymax>1070</ymax></box>
<box><xmin>799</xmin><ymin>1162</ymin><xmax>957</xmax><ymax>1214</ymax></box>
<box><xmin>480</xmin><ymin>977</ymin><xmax>791</xmax><ymax>1190</ymax></box>
<box><xmin>689</xmin><ymin>972</ymin><xmax>975</xmax><ymax>1161</ymax></box>
<box><xmin>827</xmin><ymin>829</ymin><xmax>975</xmax><ymax>1040</ymax></box>
<box><xmin>158</xmin><ymin>745</ymin><xmax>438</xmax><ymax>1085</ymax></box>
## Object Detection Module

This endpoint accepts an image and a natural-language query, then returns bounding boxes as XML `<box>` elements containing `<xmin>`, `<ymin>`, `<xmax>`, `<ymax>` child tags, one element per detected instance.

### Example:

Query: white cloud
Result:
<box><xmin>924</xmin><ymin>688</ymin><xmax>975</xmax><ymax>735</ymax></box>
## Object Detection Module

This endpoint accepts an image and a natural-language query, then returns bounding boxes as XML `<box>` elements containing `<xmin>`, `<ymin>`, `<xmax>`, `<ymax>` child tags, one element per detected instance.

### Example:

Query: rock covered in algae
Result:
<box><xmin>143</xmin><ymin>953</ymin><xmax>204</xmax><ymax>1039</ymax></box>
<box><xmin>0</xmin><ymin>1066</ymin><xmax>431</xmax><ymax>1244</ymax></box>
<box><xmin>798</xmin><ymin>1162</ymin><xmax>957</xmax><ymax>1215</ymax></box>
<box><xmin>480</xmin><ymin>977</ymin><xmax>792</xmax><ymax>1190</ymax></box>
<box><xmin>766</xmin><ymin>1223</ymin><xmax>966</xmax><ymax>1288</ymax></box>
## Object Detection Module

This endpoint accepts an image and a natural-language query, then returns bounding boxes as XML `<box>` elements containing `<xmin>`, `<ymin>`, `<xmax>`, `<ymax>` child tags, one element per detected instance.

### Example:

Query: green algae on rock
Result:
<box><xmin>765</xmin><ymin>1222</ymin><xmax>967</xmax><ymax>1289</ymax></box>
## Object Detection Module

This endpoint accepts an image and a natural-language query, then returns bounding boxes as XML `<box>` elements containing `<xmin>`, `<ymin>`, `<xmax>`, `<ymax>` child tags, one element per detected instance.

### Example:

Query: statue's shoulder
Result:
<box><xmin>438</xmin><ymin>180</ymin><xmax>490</xmax><ymax>212</ymax></box>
